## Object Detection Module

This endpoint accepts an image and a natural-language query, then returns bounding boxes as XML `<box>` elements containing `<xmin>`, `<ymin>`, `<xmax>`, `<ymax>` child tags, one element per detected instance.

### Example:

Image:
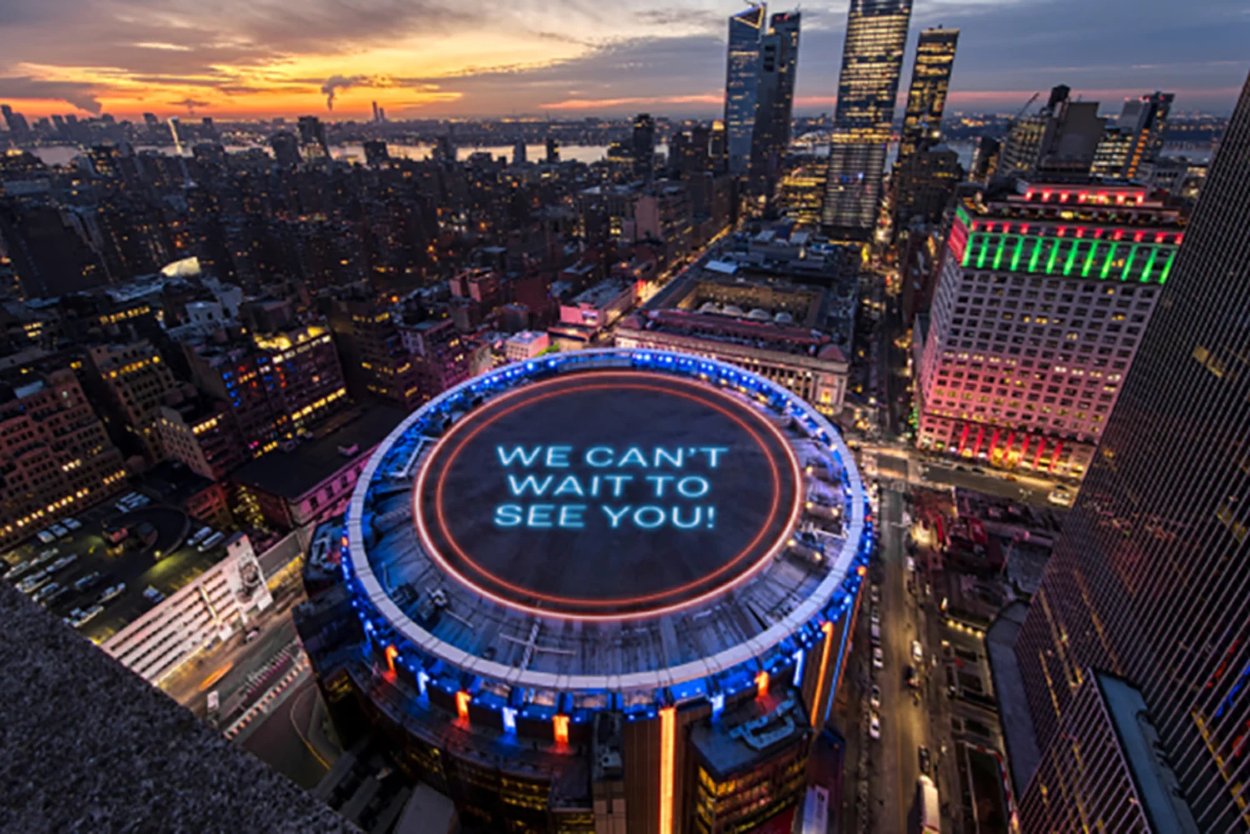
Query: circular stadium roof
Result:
<box><xmin>345</xmin><ymin>349</ymin><xmax>869</xmax><ymax>702</ymax></box>
<box><xmin>414</xmin><ymin>369</ymin><xmax>802</xmax><ymax>619</ymax></box>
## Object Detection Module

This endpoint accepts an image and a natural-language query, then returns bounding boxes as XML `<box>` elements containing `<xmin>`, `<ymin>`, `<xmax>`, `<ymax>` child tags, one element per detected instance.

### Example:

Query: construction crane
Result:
<box><xmin>1009</xmin><ymin>91</ymin><xmax>1041</xmax><ymax>127</ymax></box>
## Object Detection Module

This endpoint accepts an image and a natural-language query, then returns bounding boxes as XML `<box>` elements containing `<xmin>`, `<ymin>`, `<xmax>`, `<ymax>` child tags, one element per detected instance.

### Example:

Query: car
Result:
<box><xmin>869</xmin><ymin>713</ymin><xmax>881</xmax><ymax>740</ymax></box>
<box><xmin>98</xmin><ymin>583</ymin><xmax>126</xmax><ymax>604</ymax></box>
<box><xmin>42</xmin><ymin>585</ymin><xmax>72</xmax><ymax>607</ymax></box>
<box><xmin>1048</xmin><ymin>489</ymin><xmax>1075</xmax><ymax>507</ymax></box>
<box><xmin>870</xmin><ymin>608</ymin><xmax>882</xmax><ymax>626</ymax></box>
<box><xmin>17</xmin><ymin>571</ymin><xmax>51</xmax><ymax>594</ymax></box>
<box><xmin>198</xmin><ymin>531</ymin><xmax>226</xmax><ymax>551</ymax></box>
<box><xmin>48</xmin><ymin>554</ymin><xmax>77</xmax><ymax>574</ymax></box>
<box><xmin>32</xmin><ymin>582</ymin><xmax>62</xmax><ymax>604</ymax></box>
<box><xmin>873</xmin><ymin>646</ymin><xmax>884</xmax><ymax>669</ymax></box>
<box><xmin>4</xmin><ymin>562</ymin><xmax>33</xmax><ymax>582</ymax></box>
<box><xmin>143</xmin><ymin>586</ymin><xmax>165</xmax><ymax>604</ymax></box>
<box><xmin>905</xmin><ymin>665</ymin><xmax>919</xmax><ymax>689</ymax></box>
<box><xmin>870</xmin><ymin>684</ymin><xmax>882</xmax><ymax>711</ymax></box>
<box><xmin>244</xmin><ymin>628</ymin><xmax>261</xmax><ymax>643</ymax></box>
<box><xmin>912</xmin><ymin>640</ymin><xmax>924</xmax><ymax>663</ymax></box>
<box><xmin>62</xmin><ymin>517</ymin><xmax>82</xmax><ymax>531</ymax></box>
<box><xmin>73</xmin><ymin>571</ymin><xmax>103</xmax><ymax>592</ymax></box>
<box><xmin>188</xmin><ymin>526</ymin><xmax>212</xmax><ymax>545</ymax></box>
<box><xmin>50</xmin><ymin>523</ymin><xmax>69</xmax><ymax>539</ymax></box>
<box><xmin>66</xmin><ymin>604</ymin><xmax>104</xmax><ymax>628</ymax></box>
<box><xmin>919</xmin><ymin>746</ymin><xmax>932</xmax><ymax>774</ymax></box>
<box><xmin>36</xmin><ymin>530</ymin><xmax>57</xmax><ymax>544</ymax></box>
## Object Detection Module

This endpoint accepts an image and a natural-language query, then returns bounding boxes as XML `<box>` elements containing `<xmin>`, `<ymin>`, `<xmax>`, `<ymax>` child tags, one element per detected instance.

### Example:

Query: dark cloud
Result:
<box><xmin>317</xmin><ymin>75</ymin><xmax>448</xmax><ymax>110</ymax></box>
<box><xmin>0</xmin><ymin>75</ymin><xmax>102</xmax><ymax>112</ymax></box>
<box><xmin>168</xmin><ymin>96</ymin><xmax>210</xmax><ymax>113</ymax></box>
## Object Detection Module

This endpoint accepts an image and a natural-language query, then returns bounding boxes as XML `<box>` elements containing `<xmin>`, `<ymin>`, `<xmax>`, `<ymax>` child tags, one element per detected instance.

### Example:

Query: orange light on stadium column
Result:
<box><xmin>455</xmin><ymin>690</ymin><xmax>471</xmax><ymax>723</ymax></box>
<box><xmin>384</xmin><ymin>644</ymin><xmax>398</xmax><ymax>675</ymax></box>
<box><xmin>658</xmin><ymin>705</ymin><xmax>676</xmax><ymax>834</ymax></box>
<box><xmin>553</xmin><ymin>713</ymin><xmax>569</xmax><ymax>746</ymax></box>
<box><xmin>810</xmin><ymin>621</ymin><xmax>835</xmax><ymax>728</ymax></box>
<box><xmin>755</xmin><ymin>669</ymin><xmax>770</xmax><ymax>698</ymax></box>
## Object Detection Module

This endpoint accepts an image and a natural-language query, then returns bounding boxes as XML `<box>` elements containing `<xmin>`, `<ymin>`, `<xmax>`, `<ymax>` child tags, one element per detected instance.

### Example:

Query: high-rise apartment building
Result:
<box><xmin>84</xmin><ymin>341</ymin><xmax>179</xmax><ymax>465</ymax></box>
<box><xmin>326</xmin><ymin>296</ymin><xmax>424</xmax><ymax>410</ymax></box>
<box><xmin>0</xmin><ymin>368</ymin><xmax>127</xmax><ymax>547</ymax></box>
<box><xmin>897</xmin><ymin>27</ymin><xmax>959</xmax><ymax>165</ymax></box>
<box><xmin>723</xmin><ymin>4</ymin><xmax>767</xmax><ymax>176</ymax></box>
<box><xmin>296</xmin><ymin>115</ymin><xmax>329</xmax><ymax>159</ymax></box>
<box><xmin>822</xmin><ymin>0</ymin><xmax>913</xmax><ymax>237</ymax></box>
<box><xmin>998</xmin><ymin>85</ymin><xmax>1104</xmax><ymax>180</ymax></box>
<box><xmin>183</xmin><ymin>325</ymin><xmax>348</xmax><ymax>456</ymax></box>
<box><xmin>916</xmin><ymin>181</ymin><xmax>1185</xmax><ymax>480</ymax></box>
<box><xmin>779</xmin><ymin>162</ymin><xmax>827</xmax><ymax>226</ymax></box>
<box><xmin>1011</xmin><ymin>73</ymin><xmax>1250</xmax><ymax>833</ymax></box>
<box><xmin>747</xmin><ymin>11</ymin><xmax>801</xmax><ymax>200</ymax></box>
<box><xmin>1092</xmin><ymin>91</ymin><xmax>1173</xmax><ymax>180</ymax></box>
<box><xmin>632</xmin><ymin>113</ymin><xmax>655</xmax><ymax>180</ymax></box>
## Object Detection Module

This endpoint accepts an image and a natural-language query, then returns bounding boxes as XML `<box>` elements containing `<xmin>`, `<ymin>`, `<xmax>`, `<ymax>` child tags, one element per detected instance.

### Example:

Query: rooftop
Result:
<box><xmin>346</xmin><ymin>350</ymin><xmax>868</xmax><ymax>703</ymax></box>
<box><xmin>689</xmin><ymin>689</ymin><xmax>809</xmax><ymax>777</ymax></box>
<box><xmin>232</xmin><ymin>405</ymin><xmax>406</xmax><ymax>500</ymax></box>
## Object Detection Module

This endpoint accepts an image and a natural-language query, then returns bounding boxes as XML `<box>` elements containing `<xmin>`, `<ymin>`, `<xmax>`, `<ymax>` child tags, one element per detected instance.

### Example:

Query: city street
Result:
<box><xmin>872</xmin><ymin>486</ymin><xmax>933</xmax><ymax>832</ymax></box>
<box><xmin>161</xmin><ymin>568</ymin><xmax>309</xmax><ymax>720</ymax></box>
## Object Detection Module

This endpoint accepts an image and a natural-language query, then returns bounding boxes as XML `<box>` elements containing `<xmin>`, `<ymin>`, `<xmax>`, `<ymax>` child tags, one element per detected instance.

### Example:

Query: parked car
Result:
<box><xmin>870</xmin><ymin>684</ymin><xmax>881</xmax><ymax>711</ymax></box>
<box><xmin>912</xmin><ymin>639</ymin><xmax>924</xmax><ymax>663</ymax></box>
<box><xmin>32</xmin><ymin>582</ymin><xmax>62</xmax><ymax>604</ymax></box>
<box><xmin>869</xmin><ymin>713</ymin><xmax>881</xmax><ymax>740</ymax></box>
<box><xmin>873</xmin><ymin>646</ymin><xmax>884</xmax><ymax>669</ymax></box>
<box><xmin>919</xmin><ymin>746</ymin><xmax>932</xmax><ymax>774</ymax></box>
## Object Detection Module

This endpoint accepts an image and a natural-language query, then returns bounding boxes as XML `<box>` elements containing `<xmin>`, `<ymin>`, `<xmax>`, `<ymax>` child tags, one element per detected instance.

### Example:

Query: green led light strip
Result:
<box><xmin>1028</xmin><ymin>238</ymin><xmax>1044</xmax><ymax>272</ymax></box>
<box><xmin>1063</xmin><ymin>240</ymin><xmax>1081</xmax><ymax>276</ymax></box>
<box><xmin>1046</xmin><ymin>239</ymin><xmax>1062</xmax><ymax>274</ymax></box>
<box><xmin>955</xmin><ymin>230</ymin><xmax>1174</xmax><ymax>285</ymax></box>
<box><xmin>1140</xmin><ymin>247</ymin><xmax>1159</xmax><ymax>283</ymax></box>
<box><xmin>1159</xmin><ymin>250</ymin><xmax>1177</xmax><ymax>284</ymax></box>
<box><xmin>1120</xmin><ymin>244</ymin><xmax>1140</xmax><ymax>282</ymax></box>
<box><xmin>1100</xmin><ymin>243</ymin><xmax>1118</xmax><ymax>279</ymax></box>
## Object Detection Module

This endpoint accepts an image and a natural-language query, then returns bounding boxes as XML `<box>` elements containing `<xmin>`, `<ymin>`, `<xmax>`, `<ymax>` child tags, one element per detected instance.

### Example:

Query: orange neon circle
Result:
<box><xmin>411</xmin><ymin>371</ymin><xmax>803</xmax><ymax>620</ymax></box>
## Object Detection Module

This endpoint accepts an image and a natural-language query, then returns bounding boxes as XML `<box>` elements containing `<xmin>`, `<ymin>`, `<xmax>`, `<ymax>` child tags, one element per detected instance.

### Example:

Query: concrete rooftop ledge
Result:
<box><xmin>0</xmin><ymin>583</ymin><xmax>358</xmax><ymax>834</ymax></box>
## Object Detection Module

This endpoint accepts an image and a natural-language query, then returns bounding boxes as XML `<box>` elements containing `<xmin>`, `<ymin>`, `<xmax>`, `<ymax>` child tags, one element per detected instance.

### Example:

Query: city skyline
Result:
<box><xmin>0</xmin><ymin>0</ymin><xmax>1247</xmax><ymax>120</ymax></box>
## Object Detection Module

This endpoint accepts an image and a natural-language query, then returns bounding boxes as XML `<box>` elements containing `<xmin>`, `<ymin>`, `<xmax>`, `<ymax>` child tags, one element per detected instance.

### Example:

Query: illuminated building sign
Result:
<box><xmin>415</xmin><ymin>370</ymin><xmax>802</xmax><ymax>619</ymax></box>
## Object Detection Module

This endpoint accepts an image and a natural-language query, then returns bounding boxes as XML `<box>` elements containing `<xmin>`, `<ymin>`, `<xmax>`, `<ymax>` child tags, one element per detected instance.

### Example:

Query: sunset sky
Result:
<box><xmin>1</xmin><ymin>0</ymin><xmax>1247</xmax><ymax>121</ymax></box>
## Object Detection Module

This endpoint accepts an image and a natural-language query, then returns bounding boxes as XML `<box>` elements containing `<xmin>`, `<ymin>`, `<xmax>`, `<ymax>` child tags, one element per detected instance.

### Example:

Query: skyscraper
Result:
<box><xmin>822</xmin><ymin>0</ymin><xmax>913</xmax><ymax>237</ymax></box>
<box><xmin>1092</xmin><ymin>90</ymin><xmax>1174</xmax><ymax>180</ymax></box>
<box><xmin>1013</xmin><ymin>72</ymin><xmax>1250</xmax><ymax>832</ymax></box>
<box><xmin>296</xmin><ymin>115</ymin><xmax>330</xmax><ymax>159</ymax></box>
<box><xmin>632</xmin><ymin>113</ymin><xmax>655</xmax><ymax>180</ymax></box>
<box><xmin>997</xmin><ymin>85</ymin><xmax>1104</xmax><ymax>180</ymax></box>
<box><xmin>747</xmin><ymin>11</ymin><xmax>801</xmax><ymax>200</ymax></box>
<box><xmin>915</xmin><ymin>181</ymin><xmax>1184</xmax><ymax>480</ymax></box>
<box><xmin>898</xmin><ymin>27</ymin><xmax>959</xmax><ymax>165</ymax></box>
<box><xmin>1</xmin><ymin>104</ymin><xmax>31</xmax><ymax>139</ymax></box>
<box><xmin>723</xmin><ymin>4</ymin><xmax>767</xmax><ymax>176</ymax></box>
